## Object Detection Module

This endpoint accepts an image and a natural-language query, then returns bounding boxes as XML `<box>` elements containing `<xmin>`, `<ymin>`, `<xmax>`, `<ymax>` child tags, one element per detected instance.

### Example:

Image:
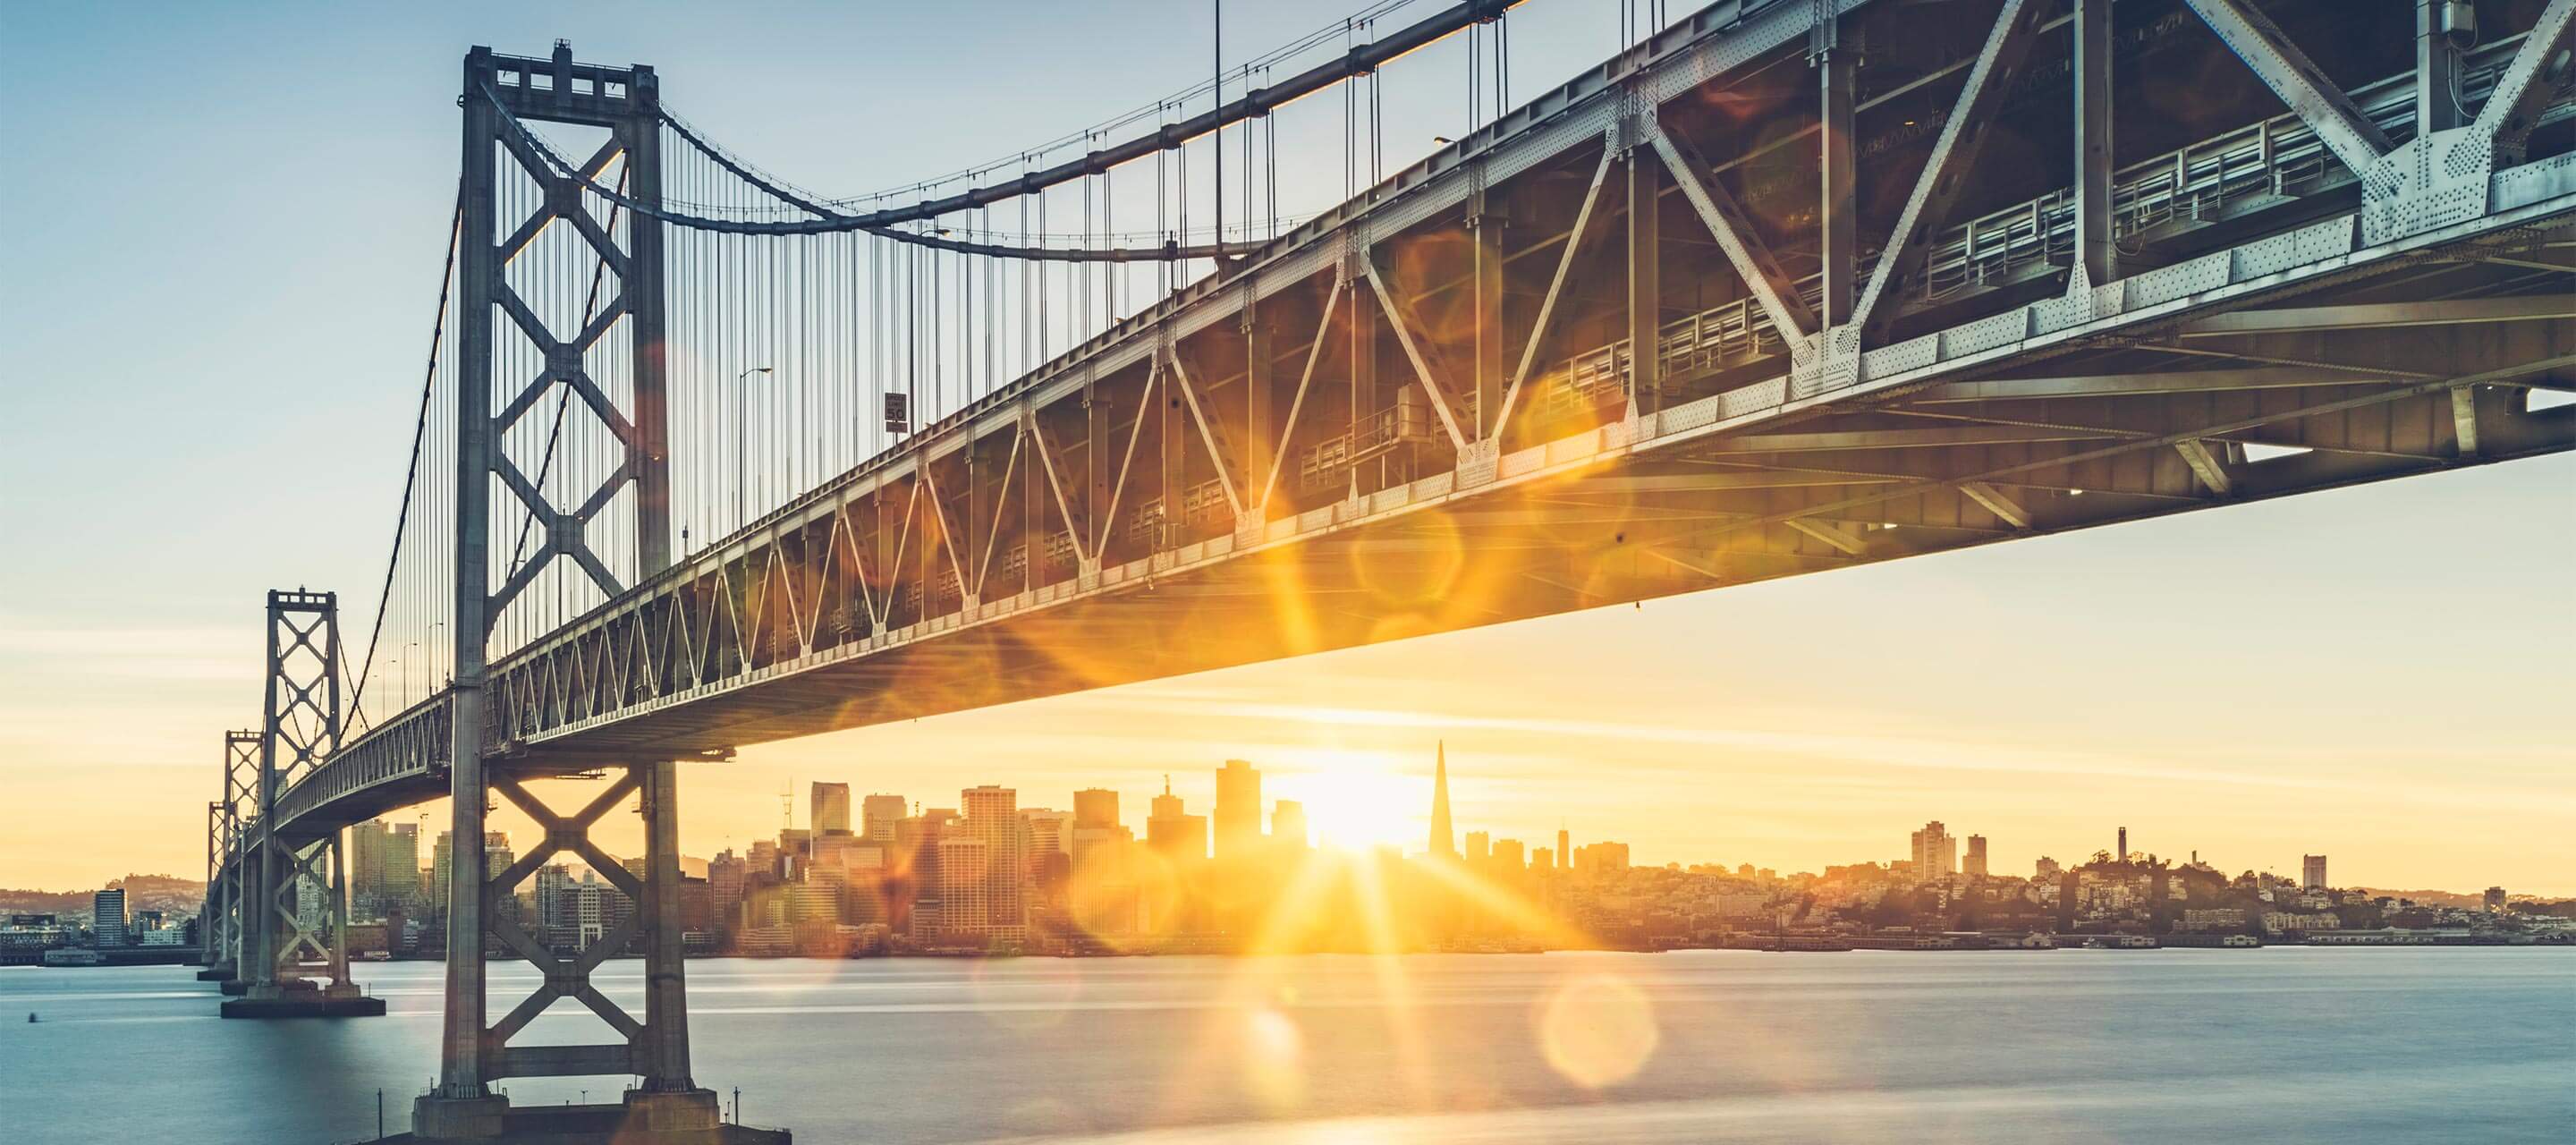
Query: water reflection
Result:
<box><xmin>1</xmin><ymin>949</ymin><xmax>2569</xmax><ymax>1143</ymax></box>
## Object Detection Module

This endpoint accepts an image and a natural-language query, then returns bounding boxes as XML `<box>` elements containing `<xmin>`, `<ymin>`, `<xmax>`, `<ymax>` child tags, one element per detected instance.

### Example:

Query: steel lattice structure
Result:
<box><xmin>205</xmin><ymin>2</ymin><xmax>2574</xmax><ymax>1141</ymax></box>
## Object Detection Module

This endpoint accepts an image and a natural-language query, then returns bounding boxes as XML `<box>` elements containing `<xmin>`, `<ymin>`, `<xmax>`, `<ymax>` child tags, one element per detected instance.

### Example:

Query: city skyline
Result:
<box><xmin>16</xmin><ymin>744</ymin><xmax>2549</xmax><ymax>903</ymax></box>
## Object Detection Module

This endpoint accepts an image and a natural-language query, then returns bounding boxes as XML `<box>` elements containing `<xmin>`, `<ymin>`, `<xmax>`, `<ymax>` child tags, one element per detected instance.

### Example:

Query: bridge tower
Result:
<box><xmin>411</xmin><ymin>43</ymin><xmax>775</xmax><ymax>1143</ymax></box>
<box><xmin>223</xmin><ymin>590</ymin><xmax>385</xmax><ymax>1018</ymax></box>
<box><xmin>206</xmin><ymin>730</ymin><xmax>261</xmax><ymax>990</ymax></box>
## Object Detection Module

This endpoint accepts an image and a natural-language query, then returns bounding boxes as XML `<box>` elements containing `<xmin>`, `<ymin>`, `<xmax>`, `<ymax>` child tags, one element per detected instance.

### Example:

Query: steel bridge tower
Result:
<box><xmin>222</xmin><ymin>589</ymin><xmax>385</xmax><ymax>1017</ymax></box>
<box><xmin>410</xmin><ymin>43</ymin><xmax>775</xmax><ymax>1144</ymax></box>
<box><xmin>195</xmin><ymin>730</ymin><xmax>258</xmax><ymax>983</ymax></box>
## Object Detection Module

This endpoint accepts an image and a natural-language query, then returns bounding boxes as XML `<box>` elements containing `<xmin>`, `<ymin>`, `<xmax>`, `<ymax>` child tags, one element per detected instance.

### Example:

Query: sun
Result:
<box><xmin>1263</xmin><ymin>745</ymin><xmax>1423</xmax><ymax>852</ymax></box>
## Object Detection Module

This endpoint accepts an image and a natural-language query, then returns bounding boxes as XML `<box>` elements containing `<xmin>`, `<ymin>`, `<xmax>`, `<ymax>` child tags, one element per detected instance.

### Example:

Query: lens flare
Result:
<box><xmin>1239</xmin><ymin>1004</ymin><xmax>1308</xmax><ymax>1111</ymax></box>
<box><xmin>1536</xmin><ymin>973</ymin><xmax>1659</xmax><ymax>1089</ymax></box>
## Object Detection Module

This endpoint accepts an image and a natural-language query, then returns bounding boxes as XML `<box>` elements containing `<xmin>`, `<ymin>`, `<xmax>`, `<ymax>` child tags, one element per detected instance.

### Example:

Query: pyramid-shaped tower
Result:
<box><xmin>1428</xmin><ymin>741</ymin><xmax>1455</xmax><ymax>858</ymax></box>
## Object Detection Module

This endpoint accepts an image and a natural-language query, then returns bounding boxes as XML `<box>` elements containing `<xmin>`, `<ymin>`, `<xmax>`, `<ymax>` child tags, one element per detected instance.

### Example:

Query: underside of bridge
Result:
<box><xmin>462</xmin><ymin>0</ymin><xmax>2573</xmax><ymax>762</ymax></box>
<box><xmin>213</xmin><ymin>1</ymin><xmax>2573</xmax><ymax>1142</ymax></box>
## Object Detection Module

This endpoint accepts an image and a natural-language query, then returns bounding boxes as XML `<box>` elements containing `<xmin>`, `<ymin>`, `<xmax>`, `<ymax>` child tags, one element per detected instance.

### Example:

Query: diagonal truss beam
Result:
<box><xmin>1650</xmin><ymin>121</ymin><xmax>1816</xmax><ymax>342</ymax></box>
<box><xmin>1362</xmin><ymin>251</ymin><xmax>1474</xmax><ymax>452</ymax></box>
<box><xmin>2479</xmin><ymin>0</ymin><xmax>2576</xmax><ymax>160</ymax></box>
<box><xmin>2182</xmin><ymin>0</ymin><xmax>2393</xmax><ymax>179</ymax></box>
<box><xmin>1496</xmin><ymin>149</ymin><xmax>1617</xmax><ymax>440</ymax></box>
<box><xmin>1165</xmin><ymin>346</ymin><xmax>1246</xmax><ymax>516</ymax></box>
<box><xmin>1258</xmin><ymin>274</ymin><xmax>1346</xmax><ymax>514</ymax></box>
<box><xmin>1851</xmin><ymin>0</ymin><xmax>2051</xmax><ymax>338</ymax></box>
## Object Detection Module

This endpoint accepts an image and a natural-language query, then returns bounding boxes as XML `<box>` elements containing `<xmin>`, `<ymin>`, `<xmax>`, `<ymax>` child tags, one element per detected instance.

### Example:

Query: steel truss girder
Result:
<box><xmin>274</xmin><ymin>4</ymin><xmax>2576</xmax><ymax>835</ymax></box>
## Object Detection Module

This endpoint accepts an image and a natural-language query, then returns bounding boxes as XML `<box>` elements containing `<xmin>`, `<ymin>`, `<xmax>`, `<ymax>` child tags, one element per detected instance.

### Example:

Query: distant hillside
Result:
<box><xmin>0</xmin><ymin>874</ymin><xmax>208</xmax><ymax>920</ymax></box>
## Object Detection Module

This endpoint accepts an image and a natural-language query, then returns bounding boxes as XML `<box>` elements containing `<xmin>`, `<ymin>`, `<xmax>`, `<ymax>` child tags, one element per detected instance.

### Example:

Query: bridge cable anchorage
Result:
<box><xmin>347</xmin><ymin>181</ymin><xmax>464</xmax><ymax>725</ymax></box>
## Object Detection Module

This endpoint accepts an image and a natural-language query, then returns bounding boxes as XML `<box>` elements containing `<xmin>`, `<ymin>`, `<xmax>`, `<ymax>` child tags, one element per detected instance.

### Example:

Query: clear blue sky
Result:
<box><xmin>4</xmin><ymin>1</ymin><xmax>2570</xmax><ymax>894</ymax></box>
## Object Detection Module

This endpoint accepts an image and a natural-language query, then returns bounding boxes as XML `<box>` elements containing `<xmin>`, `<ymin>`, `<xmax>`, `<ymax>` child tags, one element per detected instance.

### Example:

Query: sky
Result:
<box><xmin>3</xmin><ymin>1</ymin><xmax>2571</xmax><ymax>896</ymax></box>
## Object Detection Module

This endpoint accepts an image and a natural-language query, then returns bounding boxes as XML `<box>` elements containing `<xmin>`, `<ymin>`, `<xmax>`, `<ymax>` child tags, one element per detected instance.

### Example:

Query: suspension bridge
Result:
<box><xmin>192</xmin><ymin>0</ymin><xmax>2576</xmax><ymax>1141</ymax></box>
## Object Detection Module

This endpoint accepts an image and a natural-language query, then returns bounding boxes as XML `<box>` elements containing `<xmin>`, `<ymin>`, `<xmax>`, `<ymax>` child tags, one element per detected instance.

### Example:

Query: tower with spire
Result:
<box><xmin>1429</xmin><ymin>741</ymin><xmax>1455</xmax><ymax>858</ymax></box>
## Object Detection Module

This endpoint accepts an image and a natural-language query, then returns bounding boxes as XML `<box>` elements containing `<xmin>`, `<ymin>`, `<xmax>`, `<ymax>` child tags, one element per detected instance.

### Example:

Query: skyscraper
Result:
<box><xmin>1910</xmin><ymin>821</ymin><xmax>1957</xmax><ymax>878</ymax></box>
<box><xmin>812</xmin><ymin>783</ymin><xmax>853</xmax><ymax>836</ymax></box>
<box><xmin>1271</xmin><ymin>801</ymin><xmax>1309</xmax><ymax>849</ymax></box>
<box><xmin>861</xmin><ymin>793</ymin><xmax>907</xmax><ymax>843</ymax></box>
<box><xmin>936</xmin><ymin>835</ymin><xmax>991</xmax><ymax>940</ymax></box>
<box><xmin>1214</xmin><ymin>759</ymin><xmax>1262</xmax><ymax>859</ymax></box>
<box><xmin>1071</xmin><ymin>789</ymin><xmax>1129</xmax><ymax>860</ymax></box>
<box><xmin>2302</xmin><ymin>854</ymin><xmax>2328</xmax><ymax>891</ymax></box>
<box><xmin>92</xmin><ymin>887</ymin><xmax>129</xmax><ymax>947</ymax></box>
<box><xmin>708</xmin><ymin>850</ymin><xmax>746</xmax><ymax>931</ymax></box>
<box><xmin>2484</xmin><ymin>886</ymin><xmax>2507</xmax><ymax>912</ymax></box>
<box><xmin>2117</xmin><ymin>826</ymin><xmax>2128</xmax><ymax>861</ymax></box>
<box><xmin>352</xmin><ymin>819</ymin><xmax>420</xmax><ymax>916</ymax></box>
<box><xmin>1428</xmin><ymin>742</ymin><xmax>1455</xmax><ymax>859</ymax></box>
<box><xmin>1462</xmin><ymin>830</ymin><xmax>1490</xmax><ymax>864</ymax></box>
<box><xmin>1073</xmin><ymin>788</ymin><xmax>1120</xmax><ymax>830</ymax></box>
<box><xmin>1023</xmin><ymin>809</ymin><xmax>1072</xmax><ymax>862</ymax></box>
<box><xmin>1556</xmin><ymin>827</ymin><xmax>1570</xmax><ymax>870</ymax></box>
<box><xmin>1964</xmin><ymin>835</ymin><xmax>1988</xmax><ymax>878</ymax></box>
<box><xmin>1146</xmin><ymin>776</ymin><xmax>1206</xmax><ymax>861</ymax></box>
<box><xmin>962</xmin><ymin>786</ymin><xmax>1027</xmax><ymax>934</ymax></box>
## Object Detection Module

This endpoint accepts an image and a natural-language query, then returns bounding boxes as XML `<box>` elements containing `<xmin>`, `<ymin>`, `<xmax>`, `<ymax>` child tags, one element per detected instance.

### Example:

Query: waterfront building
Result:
<box><xmin>91</xmin><ymin>888</ymin><xmax>128</xmax><ymax>947</ymax></box>
<box><xmin>812</xmin><ymin>783</ymin><xmax>853</xmax><ymax>836</ymax></box>
<box><xmin>936</xmin><ymin>835</ymin><xmax>992</xmax><ymax>940</ymax></box>
<box><xmin>429</xmin><ymin>830</ymin><xmax>513</xmax><ymax>915</ymax></box>
<box><xmin>1428</xmin><ymin>742</ymin><xmax>1455</xmax><ymax>859</ymax></box>
<box><xmin>1964</xmin><ymin>835</ymin><xmax>1988</xmax><ymax>878</ymax></box>
<box><xmin>536</xmin><ymin>864</ymin><xmax>576</xmax><ymax>945</ymax></box>
<box><xmin>708</xmin><ymin>850</ymin><xmax>747</xmax><ymax>930</ymax></box>
<box><xmin>1215</xmin><ymin>760</ymin><xmax>1263</xmax><ymax>860</ymax></box>
<box><xmin>2302</xmin><ymin>854</ymin><xmax>2329</xmax><ymax>891</ymax></box>
<box><xmin>785</xmin><ymin>884</ymin><xmax>838</xmax><ymax>927</ymax></box>
<box><xmin>861</xmin><ymin>793</ymin><xmax>908</xmax><ymax>843</ymax></box>
<box><xmin>350</xmin><ymin>819</ymin><xmax>420</xmax><ymax>916</ymax></box>
<box><xmin>1911</xmin><ymin>822</ymin><xmax>1957</xmax><ymax>878</ymax></box>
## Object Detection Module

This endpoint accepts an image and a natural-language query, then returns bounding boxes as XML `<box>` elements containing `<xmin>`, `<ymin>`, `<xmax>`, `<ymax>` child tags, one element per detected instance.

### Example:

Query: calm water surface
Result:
<box><xmin>3</xmin><ymin>949</ymin><xmax>2570</xmax><ymax>1143</ymax></box>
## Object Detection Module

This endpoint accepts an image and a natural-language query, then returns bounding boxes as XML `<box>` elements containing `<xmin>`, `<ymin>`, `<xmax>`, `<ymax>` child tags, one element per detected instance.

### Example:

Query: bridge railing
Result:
<box><xmin>273</xmin><ymin>690</ymin><xmax>453</xmax><ymax>837</ymax></box>
<box><xmin>1533</xmin><ymin>36</ymin><xmax>2570</xmax><ymax>414</ymax></box>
